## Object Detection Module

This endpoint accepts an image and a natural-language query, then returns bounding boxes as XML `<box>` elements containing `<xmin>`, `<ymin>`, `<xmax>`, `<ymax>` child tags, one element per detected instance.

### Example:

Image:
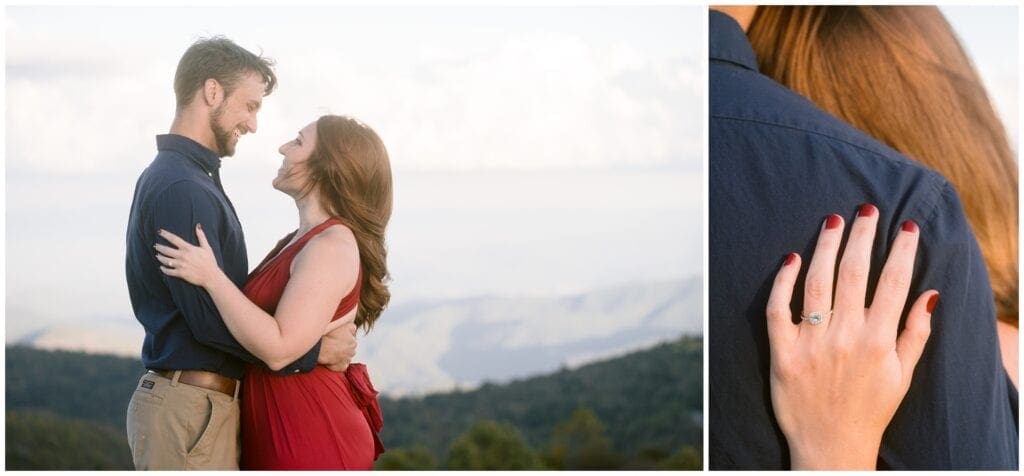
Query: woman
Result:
<box><xmin>749</xmin><ymin>5</ymin><xmax>1018</xmax><ymax>386</ymax></box>
<box><xmin>749</xmin><ymin>6</ymin><xmax>1018</xmax><ymax>469</ymax></box>
<box><xmin>155</xmin><ymin>115</ymin><xmax>393</xmax><ymax>469</ymax></box>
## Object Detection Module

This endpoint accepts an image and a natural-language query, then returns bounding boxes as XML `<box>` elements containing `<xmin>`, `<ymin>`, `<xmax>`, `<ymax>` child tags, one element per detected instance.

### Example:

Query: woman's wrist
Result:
<box><xmin>788</xmin><ymin>436</ymin><xmax>881</xmax><ymax>470</ymax></box>
<box><xmin>204</xmin><ymin>269</ymin><xmax>234</xmax><ymax>293</ymax></box>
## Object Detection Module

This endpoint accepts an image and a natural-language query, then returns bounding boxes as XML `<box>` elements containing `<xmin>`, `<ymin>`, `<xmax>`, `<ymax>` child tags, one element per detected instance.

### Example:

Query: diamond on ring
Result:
<box><xmin>800</xmin><ymin>310</ymin><xmax>832</xmax><ymax>325</ymax></box>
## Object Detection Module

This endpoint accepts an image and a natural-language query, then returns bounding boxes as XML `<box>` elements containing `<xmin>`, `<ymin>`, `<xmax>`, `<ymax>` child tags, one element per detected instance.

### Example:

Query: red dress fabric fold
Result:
<box><xmin>238</xmin><ymin>218</ymin><xmax>384</xmax><ymax>470</ymax></box>
<box><xmin>345</xmin><ymin>363</ymin><xmax>385</xmax><ymax>459</ymax></box>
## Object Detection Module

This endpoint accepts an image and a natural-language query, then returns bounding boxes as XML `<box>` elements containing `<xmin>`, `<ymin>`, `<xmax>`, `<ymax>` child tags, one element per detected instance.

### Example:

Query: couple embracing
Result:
<box><xmin>124</xmin><ymin>37</ymin><xmax>391</xmax><ymax>470</ymax></box>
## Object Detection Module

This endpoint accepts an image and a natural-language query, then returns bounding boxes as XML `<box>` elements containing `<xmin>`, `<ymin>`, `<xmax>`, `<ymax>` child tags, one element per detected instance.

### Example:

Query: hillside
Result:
<box><xmin>6</xmin><ymin>410</ymin><xmax>133</xmax><ymax>470</ymax></box>
<box><xmin>378</xmin><ymin>335</ymin><xmax>702</xmax><ymax>466</ymax></box>
<box><xmin>5</xmin><ymin>335</ymin><xmax>701</xmax><ymax>470</ymax></box>
<box><xmin>13</xmin><ymin>278</ymin><xmax>700</xmax><ymax>397</ymax></box>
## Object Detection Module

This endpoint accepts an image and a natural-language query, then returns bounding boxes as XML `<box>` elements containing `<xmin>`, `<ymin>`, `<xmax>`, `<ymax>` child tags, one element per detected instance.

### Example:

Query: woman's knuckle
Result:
<box><xmin>805</xmin><ymin>277</ymin><xmax>831</xmax><ymax>300</ymax></box>
<box><xmin>839</xmin><ymin>263</ymin><xmax>869</xmax><ymax>284</ymax></box>
<box><xmin>882</xmin><ymin>270</ymin><xmax>911</xmax><ymax>290</ymax></box>
<box><xmin>832</xmin><ymin>335</ymin><xmax>854</xmax><ymax>356</ymax></box>
<box><xmin>907</xmin><ymin>323</ymin><xmax>931</xmax><ymax>343</ymax></box>
<box><xmin>866</xmin><ymin>333</ymin><xmax>892</xmax><ymax>354</ymax></box>
<box><xmin>772</xmin><ymin>356</ymin><xmax>798</xmax><ymax>380</ymax></box>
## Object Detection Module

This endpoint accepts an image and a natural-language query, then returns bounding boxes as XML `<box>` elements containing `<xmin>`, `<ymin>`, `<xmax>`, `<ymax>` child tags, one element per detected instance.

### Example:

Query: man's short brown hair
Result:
<box><xmin>173</xmin><ymin>36</ymin><xmax>277</xmax><ymax>109</ymax></box>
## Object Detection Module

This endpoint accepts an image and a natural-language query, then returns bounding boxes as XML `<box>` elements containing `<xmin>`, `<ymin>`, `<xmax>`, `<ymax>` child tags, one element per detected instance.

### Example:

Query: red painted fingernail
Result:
<box><xmin>825</xmin><ymin>214</ymin><xmax>842</xmax><ymax>229</ymax></box>
<box><xmin>858</xmin><ymin>203</ymin><xmax>877</xmax><ymax>217</ymax></box>
<box><xmin>902</xmin><ymin>220</ymin><xmax>918</xmax><ymax>233</ymax></box>
<box><xmin>784</xmin><ymin>253</ymin><xmax>797</xmax><ymax>266</ymax></box>
<box><xmin>926</xmin><ymin>293</ymin><xmax>939</xmax><ymax>313</ymax></box>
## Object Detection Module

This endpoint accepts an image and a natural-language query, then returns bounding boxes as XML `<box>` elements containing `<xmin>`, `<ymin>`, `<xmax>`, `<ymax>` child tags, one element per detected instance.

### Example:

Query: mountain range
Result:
<box><xmin>12</xmin><ymin>278</ymin><xmax>700</xmax><ymax>396</ymax></box>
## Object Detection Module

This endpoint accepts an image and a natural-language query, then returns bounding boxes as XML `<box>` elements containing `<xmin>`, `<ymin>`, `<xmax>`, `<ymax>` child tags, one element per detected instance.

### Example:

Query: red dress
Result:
<box><xmin>239</xmin><ymin>217</ymin><xmax>384</xmax><ymax>470</ymax></box>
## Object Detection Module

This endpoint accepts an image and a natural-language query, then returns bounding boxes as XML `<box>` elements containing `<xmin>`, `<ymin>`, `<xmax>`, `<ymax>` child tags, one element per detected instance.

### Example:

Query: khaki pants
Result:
<box><xmin>126</xmin><ymin>371</ymin><xmax>241</xmax><ymax>470</ymax></box>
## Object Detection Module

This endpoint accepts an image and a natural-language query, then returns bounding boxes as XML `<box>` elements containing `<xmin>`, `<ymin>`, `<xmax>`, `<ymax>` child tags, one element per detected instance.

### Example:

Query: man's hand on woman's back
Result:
<box><xmin>319</xmin><ymin>311</ymin><xmax>358</xmax><ymax>372</ymax></box>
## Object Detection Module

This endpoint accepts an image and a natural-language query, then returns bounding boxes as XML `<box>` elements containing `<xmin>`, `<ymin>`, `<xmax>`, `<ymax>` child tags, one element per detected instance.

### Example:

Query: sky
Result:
<box><xmin>4</xmin><ymin>6</ymin><xmax>704</xmax><ymax>339</ymax></box>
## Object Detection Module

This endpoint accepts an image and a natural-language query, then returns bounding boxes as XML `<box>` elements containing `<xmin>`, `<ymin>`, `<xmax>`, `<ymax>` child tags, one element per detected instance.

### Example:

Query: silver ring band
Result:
<box><xmin>800</xmin><ymin>310</ymin><xmax>832</xmax><ymax>325</ymax></box>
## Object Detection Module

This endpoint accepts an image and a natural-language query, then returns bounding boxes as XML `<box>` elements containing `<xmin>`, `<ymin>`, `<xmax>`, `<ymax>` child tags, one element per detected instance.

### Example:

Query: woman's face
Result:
<box><xmin>273</xmin><ymin>121</ymin><xmax>318</xmax><ymax>196</ymax></box>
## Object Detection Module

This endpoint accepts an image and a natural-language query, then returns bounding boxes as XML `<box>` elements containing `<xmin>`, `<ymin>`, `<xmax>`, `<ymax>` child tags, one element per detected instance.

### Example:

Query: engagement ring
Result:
<box><xmin>800</xmin><ymin>310</ymin><xmax>832</xmax><ymax>325</ymax></box>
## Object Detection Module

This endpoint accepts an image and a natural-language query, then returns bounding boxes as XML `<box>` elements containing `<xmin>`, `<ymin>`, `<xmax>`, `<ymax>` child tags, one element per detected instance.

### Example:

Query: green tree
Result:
<box><xmin>544</xmin><ymin>407</ymin><xmax>622</xmax><ymax>469</ymax></box>
<box><xmin>5</xmin><ymin>410</ymin><xmax>133</xmax><ymax>470</ymax></box>
<box><xmin>657</xmin><ymin>445</ymin><xmax>702</xmax><ymax>470</ymax></box>
<box><xmin>374</xmin><ymin>446</ymin><xmax>437</xmax><ymax>470</ymax></box>
<box><xmin>444</xmin><ymin>420</ymin><xmax>543</xmax><ymax>470</ymax></box>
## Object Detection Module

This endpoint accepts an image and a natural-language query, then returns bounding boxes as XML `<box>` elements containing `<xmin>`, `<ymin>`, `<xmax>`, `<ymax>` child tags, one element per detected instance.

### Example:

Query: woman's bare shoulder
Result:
<box><xmin>295</xmin><ymin>222</ymin><xmax>359</xmax><ymax>269</ymax></box>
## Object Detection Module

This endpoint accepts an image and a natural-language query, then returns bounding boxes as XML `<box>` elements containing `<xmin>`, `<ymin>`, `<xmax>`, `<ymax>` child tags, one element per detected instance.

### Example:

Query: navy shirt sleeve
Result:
<box><xmin>879</xmin><ymin>182</ymin><xmax>1018</xmax><ymax>470</ymax></box>
<box><xmin>151</xmin><ymin>181</ymin><xmax>322</xmax><ymax>374</ymax></box>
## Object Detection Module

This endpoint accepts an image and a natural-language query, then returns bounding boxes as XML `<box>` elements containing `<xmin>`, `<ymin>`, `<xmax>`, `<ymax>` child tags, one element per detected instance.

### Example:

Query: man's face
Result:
<box><xmin>209</xmin><ymin>71</ymin><xmax>265</xmax><ymax>157</ymax></box>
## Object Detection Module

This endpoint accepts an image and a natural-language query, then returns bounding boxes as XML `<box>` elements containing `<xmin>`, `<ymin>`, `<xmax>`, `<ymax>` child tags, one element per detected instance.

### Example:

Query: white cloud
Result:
<box><xmin>5</xmin><ymin>7</ymin><xmax>701</xmax><ymax>174</ymax></box>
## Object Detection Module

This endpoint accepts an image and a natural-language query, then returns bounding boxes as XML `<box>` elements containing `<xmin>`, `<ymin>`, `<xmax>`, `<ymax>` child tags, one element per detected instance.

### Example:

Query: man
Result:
<box><xmin>125</xmin><ymin>37</ymin><xmax>358</xmax><ymax>470</ymax></box>
<box><xmin>709</xmin><ymin>7</ymin><xmax>1017</xmax><ymax>470</ymax></box>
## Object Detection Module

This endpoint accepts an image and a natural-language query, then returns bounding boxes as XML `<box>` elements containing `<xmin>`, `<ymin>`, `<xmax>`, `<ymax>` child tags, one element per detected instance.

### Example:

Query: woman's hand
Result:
<box><xmin>766</xmin><ymin>205</ymin><xmax>937</xmax><ymax>470</ymax></box>
<box><xmin>155</xmin><ymin>224</ymin><xmax>224</xmax><ymax>288</ymax></box>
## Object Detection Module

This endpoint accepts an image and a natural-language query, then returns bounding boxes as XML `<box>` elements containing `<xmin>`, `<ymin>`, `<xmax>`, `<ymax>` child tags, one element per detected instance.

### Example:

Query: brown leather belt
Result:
<box><xmin>153</xmin><ymin>369</ymin><xmax>239</xmax><ymax>397</ymax></box>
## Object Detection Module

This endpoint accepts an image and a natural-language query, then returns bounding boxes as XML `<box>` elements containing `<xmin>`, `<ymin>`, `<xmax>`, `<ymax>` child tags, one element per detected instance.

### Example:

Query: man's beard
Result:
<box><xmin>210</xmin><ymin>105</ymin><xmax>236</xmax><ymax>157</ymax></box>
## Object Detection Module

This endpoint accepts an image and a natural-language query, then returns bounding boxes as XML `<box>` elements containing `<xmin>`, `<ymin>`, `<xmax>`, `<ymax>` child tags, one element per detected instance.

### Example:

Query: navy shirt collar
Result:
<box><xmin>156</xmin><ymin>134</ymin><xmax>221</xmax><ymax>176</ymax></box>
<box><xmin>710</xmin><ymin>10</ymin><xmax>759</xmax><ymax>72</ymax></box>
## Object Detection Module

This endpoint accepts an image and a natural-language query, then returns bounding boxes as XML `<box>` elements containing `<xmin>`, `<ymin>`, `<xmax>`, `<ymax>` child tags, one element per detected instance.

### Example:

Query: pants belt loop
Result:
<box><xmin>170</xmin><ymin>370</ymin><xmax>182</xmax><ymax>387</ymax></box>
<box><xmin>232</xmin><ymin>380</ymin><xmax>240</xmax><ymax>402</ymax></box>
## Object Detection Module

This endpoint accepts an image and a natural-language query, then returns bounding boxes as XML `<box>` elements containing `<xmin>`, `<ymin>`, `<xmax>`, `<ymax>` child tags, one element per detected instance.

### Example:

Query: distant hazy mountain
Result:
<box><xmin>15</xmin><ymin>321</ymin><xmax>144</xmax><ymax>358</ymax></box>
<box><xmin>359</xmin><ymin>278</ymin><xmax>701</xmax><ymax>395</ymax></box>
<box><xmin>15</xmin><ymin>278</ymin><xmax>700</xmax><ymax>396</ymax></box>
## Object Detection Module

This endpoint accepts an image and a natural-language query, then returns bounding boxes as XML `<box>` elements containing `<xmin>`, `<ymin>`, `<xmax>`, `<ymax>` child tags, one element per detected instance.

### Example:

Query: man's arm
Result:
<box><xmin>151</xmin><ymin>181</ymin><xmax>323</xmax><ymax>373</ymax></box>
<box><xmin>879</xmin><ymin>182</ymin><xmax>1018</xmax><ymax>469</ymax></box>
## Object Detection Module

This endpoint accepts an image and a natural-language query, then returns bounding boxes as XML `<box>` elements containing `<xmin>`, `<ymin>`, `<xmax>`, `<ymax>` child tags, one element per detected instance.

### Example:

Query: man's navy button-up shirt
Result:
<box><xmin>126</xmin><ymin>134</ymin><xmax>321</xmax><ymax>380</ymax></box>
<box><xmin>709</xmin><ymin>10</ymin><xmax>1017</xmax><ymax>470</ymax></box>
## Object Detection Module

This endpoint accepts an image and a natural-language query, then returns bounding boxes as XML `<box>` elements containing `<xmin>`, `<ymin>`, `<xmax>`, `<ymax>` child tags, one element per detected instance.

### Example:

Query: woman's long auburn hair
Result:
<box><xmin>304</xmin><ymin>115</ymin><xmax>393</xmax><ymax>331</ymax></box>
<box><xmin>749</xmin><ymin>6</ymin><xmax>1019</xmax><ymax>326</ymax></box>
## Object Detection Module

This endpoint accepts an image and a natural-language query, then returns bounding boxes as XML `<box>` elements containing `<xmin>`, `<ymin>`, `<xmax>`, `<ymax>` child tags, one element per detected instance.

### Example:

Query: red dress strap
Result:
<box><xmin>245</xmin><ymin>217</ymin><xmax>362</xmax><ymax>321</ymax></box>
<box><xmin>250</xmin><ymin>217</ymin><xmax>346</xmax><ymax>277</ymax></box>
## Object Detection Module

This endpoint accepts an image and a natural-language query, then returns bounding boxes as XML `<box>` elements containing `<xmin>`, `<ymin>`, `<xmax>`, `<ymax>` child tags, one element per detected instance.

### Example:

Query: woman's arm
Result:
<box><xmin>996</xmin><ymin>320</ymin><xmax>1019</xmax><ymax>389</ymax></box>
<box><xmin>766</xmin><ymin>205</ymin><xmax>936</xmax><ymax>470</ymax></box>
<box><xmin>156</xmin><ymin>224</ymin><xmax>360</xmax><ymax>371</ymax></box>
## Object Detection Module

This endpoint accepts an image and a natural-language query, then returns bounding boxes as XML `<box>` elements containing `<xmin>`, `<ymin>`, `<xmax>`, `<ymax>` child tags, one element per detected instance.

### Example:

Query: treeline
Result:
<box><xmin>5</xmin><ymin>336</ymin><xmax>701</xmax><ymax>470</ymax></box>
<box><xmin>6</xmin><ymin>410</ymin><xmax>133</xmax><ymax>470</ymax></box>
<box><xmin>5</xmin><ymin>346</ymin><xmax>144</xmax><ymax>469</ymax></box>
<box><xmin>376</xmin><ymin>336</ymin><xmax>702</xmax><ymax>469</ymax></box>
<box><xmin>376</xmin><ymin>408</ymin><xmax>701</xmax><ymax>470</ymax></box>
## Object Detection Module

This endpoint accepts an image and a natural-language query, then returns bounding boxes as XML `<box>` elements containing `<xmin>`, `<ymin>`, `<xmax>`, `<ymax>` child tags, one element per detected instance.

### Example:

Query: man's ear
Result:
<box><xmin>203</xmin><ymin>79</ymin><xmax>222</xmax><ymax>107</ymax></box>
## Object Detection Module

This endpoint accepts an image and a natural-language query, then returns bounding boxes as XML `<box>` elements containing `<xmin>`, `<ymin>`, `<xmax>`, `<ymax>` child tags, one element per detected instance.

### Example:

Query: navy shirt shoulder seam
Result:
<box><xmin>715</xmin><ymin>112</ymin><xmax>952</xmax><ymax>233</ymax></box>
<box><xmin>711</xmin><ymin>114</ymin><xmax>910</xmax><ymax>168</ymax></box>
<box><xmin>142</xmin><ymin>178</ymin><xmax>224</xmax><ymax>221</ymax></box>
